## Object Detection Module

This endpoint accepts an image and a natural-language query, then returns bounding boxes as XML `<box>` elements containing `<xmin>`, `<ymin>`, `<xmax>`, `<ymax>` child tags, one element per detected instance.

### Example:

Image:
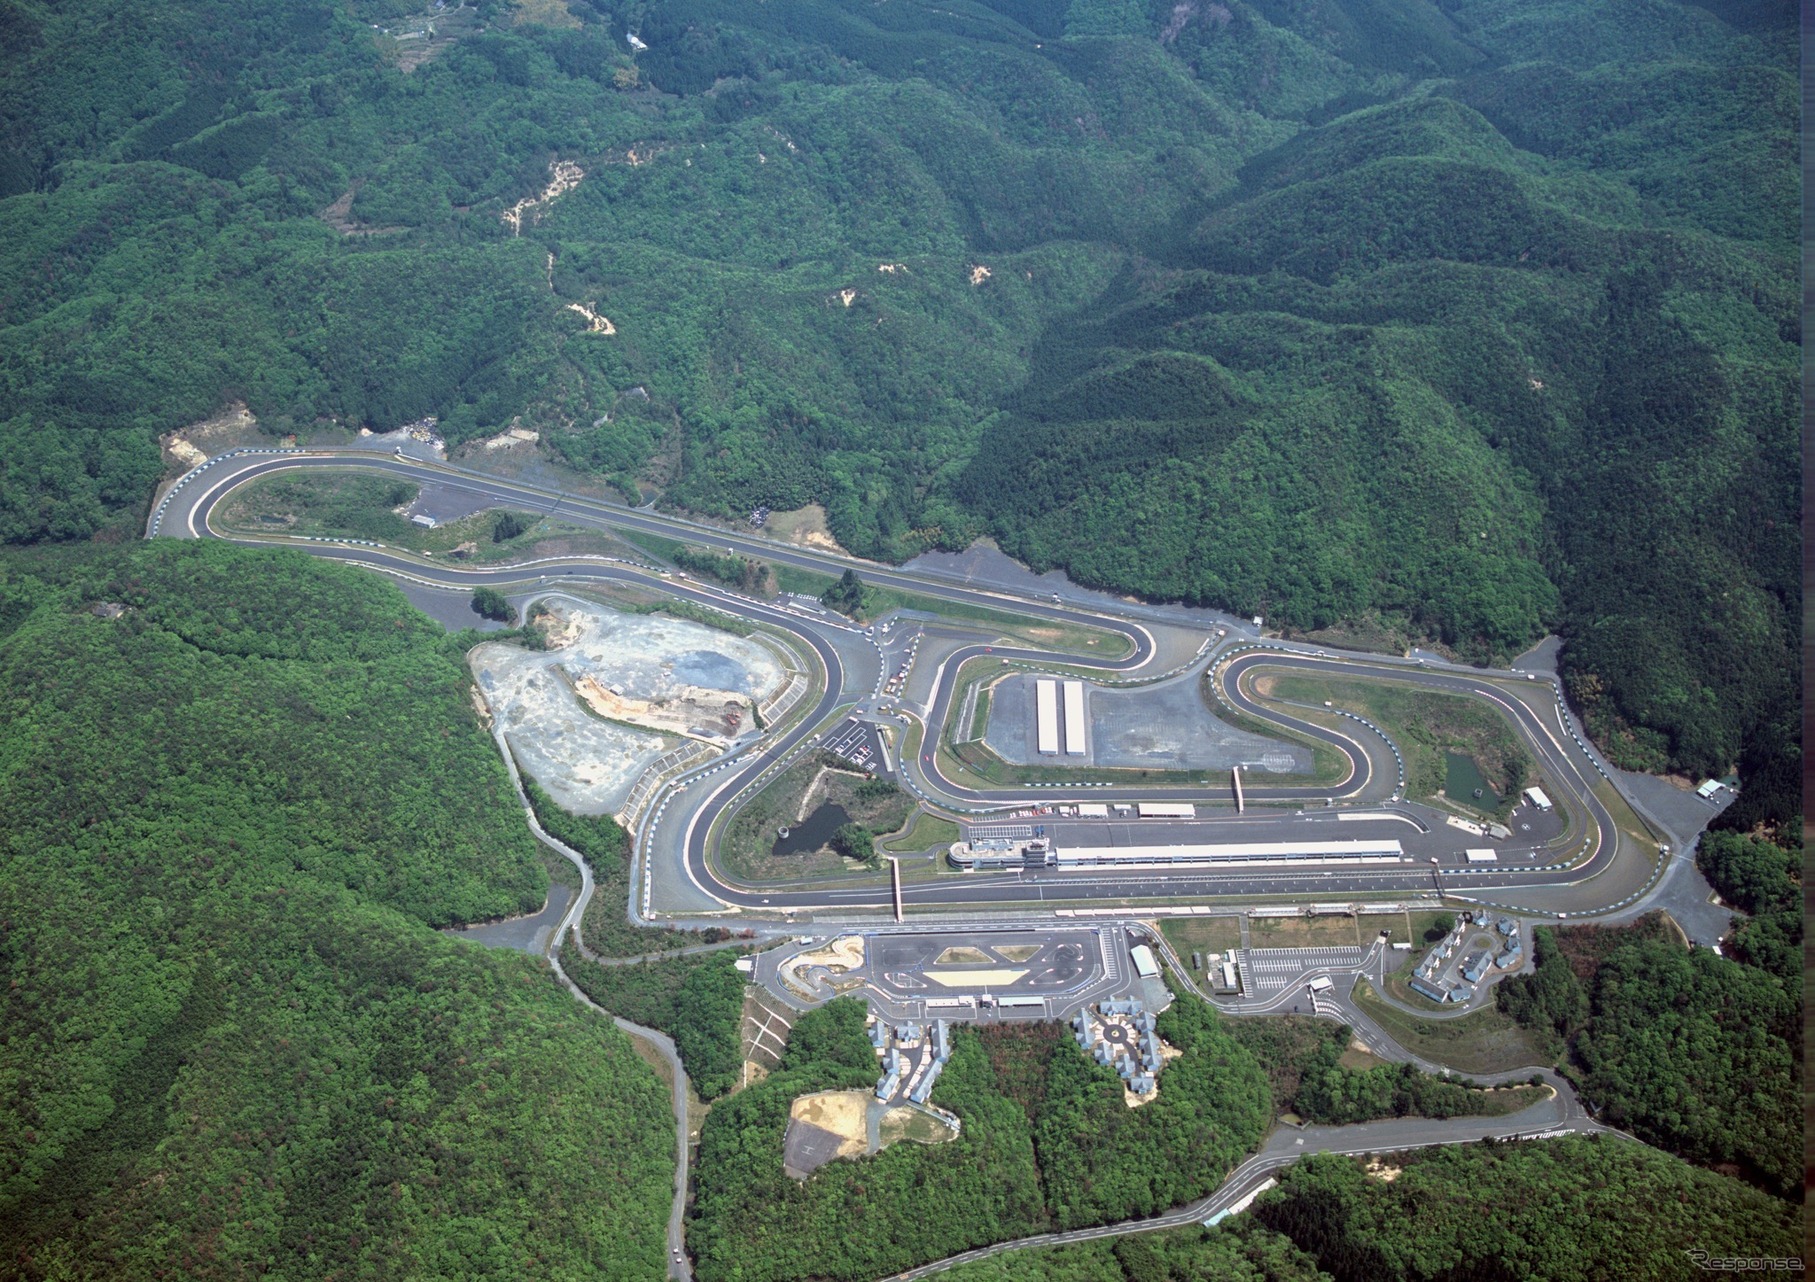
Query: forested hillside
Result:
<box><xmin>1254</xmin><ymin>1136</ymin><xmax>1802</xmax><ymax>1282</ymax></box>
<box><xmin>939</xmin><ymin>1135</ymin><xmax>1803</xmax><ymax>1281</ymax></box>
<box><xmin>0</xmin><ymin>0</ymin><xmax>1797</xmax><ymax>797</ymax></box>
<box><xmin>680</xmin><ymin>991</ymin><xmax>1273</xmax><ymax>1280</ymax></box>
<box><xmin>0</xmin><ymin>542</ymin><xmax>673</xmax><ymax>1279</ymax></box>
<box><xmin>1496</xmin><ymin>913</ymin><xmax>1800</xmax><ymax>1197</ymax></box>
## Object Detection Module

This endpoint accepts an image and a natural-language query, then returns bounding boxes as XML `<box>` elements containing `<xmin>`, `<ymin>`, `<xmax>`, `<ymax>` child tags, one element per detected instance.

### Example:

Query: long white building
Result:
<box><xmin>1062</xmin><ymin>679</ymin><xmax>1087</xmax><ymax>756</ymax></box>
<box><xmin>1053</xmin><ymin>838</ymin><xmax>1402</xmax><ymax>869</ymax></box>
<box><xmin>1034</xmin><ymin>678</ymin><xmax>1060</xmax><ymax>755</ymax></box>
<box><xmin>949</xmin><ymin>835</ymin><xmax>1404</xmax><ymax>871</ymax></box>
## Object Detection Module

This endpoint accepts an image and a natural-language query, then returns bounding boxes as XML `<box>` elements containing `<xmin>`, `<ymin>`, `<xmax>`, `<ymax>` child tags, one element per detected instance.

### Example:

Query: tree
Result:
<box><xmin>471</xmin><ymin>586</ymin><xmax>512</xmax><ymax>621</ymax></box>
<box><xmin>832</xmin><ymin>822</ymin><xmax>875</xmax><ymax>864</ymax></box>
<box><xmin>820</xmin><ymin>569</ymin><xmax>868</xmax><ymax>617</ymax></box>
<box><xmin>492</xmin><ymin>510</ymin><xmax>529</xmax><ymax>542</ymax></box>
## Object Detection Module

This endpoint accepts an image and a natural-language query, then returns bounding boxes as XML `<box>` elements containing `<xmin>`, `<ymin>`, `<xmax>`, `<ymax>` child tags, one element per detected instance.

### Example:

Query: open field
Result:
<box><xmin>1352</xmin><ymin>979</ymin><xmax>1543</xmax><ymax>1075</ymax></box>
<box><xmin>787</xmin><ymin>1091</ymin><xmax>869</xmax><ymax>1155</ymax></box>
<box><xmin>1249</xmin><ymin>914</ymin><xmax>1366</xmax><ymax>949</ymax></box>
<box><xmin>879</xmin><ymin>810</ymin><xmax>962</xmax><ymax>856</ymax></box>
<box><xmin>217</xmin><ymin>471</ymin><xmax>632</xmax><ymax>565</ymax></box>
<box><xmin>1158</xmin><ymin>917</ymin><xmax>1244</xmax><ymax>959</ymax></box>
<box><xmin>879</xmin><ymin>1106</ymin><xmax>955</xmax><ymax>1147</ymax></box>
<box><xmin>1255</xmin><ymin>671</ymin><xmax>1532</xmax><ymax>817</ymax></box>
<box><xmin>1359</xmin><ymin>910</ymin><xmax>1452</xmax><ymax>949</ymax></box>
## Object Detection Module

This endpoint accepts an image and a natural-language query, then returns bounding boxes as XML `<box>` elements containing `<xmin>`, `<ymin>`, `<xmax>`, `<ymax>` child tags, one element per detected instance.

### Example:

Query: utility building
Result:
<box><xmin>1035</xmin><ymin>679</ymin><xmax>1060</xmax><ymax>755</ymax></box>
<box><xmin>1062</xmin><ymin>680</ymin><xmax>1087</xmax><ymax>756</ymax></box>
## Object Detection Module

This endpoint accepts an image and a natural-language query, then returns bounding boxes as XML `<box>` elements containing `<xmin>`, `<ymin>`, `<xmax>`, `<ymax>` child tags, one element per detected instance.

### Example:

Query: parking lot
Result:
<box><xmin>760</xmin><ymin>927</ymin><xmax>1147</xmax><ymax>1021</ymax></box>
<box><xmin>1238</xmin><ymin>946</ymin><xmax>1370</xmax><ymax>995</ymax></box>
<box><xmin>822</xmin><ymin>716</ymin><xmax>885</xmax><ymax>772</ymax></box>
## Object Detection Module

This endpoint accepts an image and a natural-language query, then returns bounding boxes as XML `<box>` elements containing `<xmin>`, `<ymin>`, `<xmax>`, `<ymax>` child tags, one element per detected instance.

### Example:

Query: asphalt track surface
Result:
<box><xmin>154</xmin><ymin>449</ymin><xmax>1663</xmax><ymax>918</ymax></box>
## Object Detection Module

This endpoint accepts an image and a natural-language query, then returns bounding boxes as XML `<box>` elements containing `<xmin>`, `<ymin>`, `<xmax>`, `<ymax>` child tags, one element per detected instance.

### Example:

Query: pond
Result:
<box><xmin>1444</xmin><ymin>752</ymin><xmax>1500</xmax><ymax>809</ymax></box>
<box><xmin>771</xmin><ymin>802</ymin><xmax>852</xmax><ymax>857</ymax></box>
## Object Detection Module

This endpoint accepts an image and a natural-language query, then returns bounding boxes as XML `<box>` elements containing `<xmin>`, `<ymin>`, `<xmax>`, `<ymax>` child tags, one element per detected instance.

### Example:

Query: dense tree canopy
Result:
<box><xmin>563</xmin><ymin>943</ymin><xmax>751</xmax><ymax>1100</ymax></box>
<box><xmin>1254</xmin><ymin>1136</ymin><xmax>1801</xmax><ymax>1282</ymax></box>
<box><xmin>1497</xmin><ymin>916</ymin><xmax>1800</xmax><ymax>1195</ymax></box>
<box><xmin>683</xmin><ymin>987</ymin><xmax>1285</xmax><ymax>1279</ymax></box>
<box><xmin>1694</xmin><ymin>827</ymin><xmax>1801</xmax><ymax>981</ymax></box>
<box><xmin>0</xmin><ymin>0</ymin><xmax>1795</xmax><ymax>803</ymax></box>
<box><xmin>0</xmin><ymin>541</ymin><xmax>673</xmax><ymax>1279</ymax></box>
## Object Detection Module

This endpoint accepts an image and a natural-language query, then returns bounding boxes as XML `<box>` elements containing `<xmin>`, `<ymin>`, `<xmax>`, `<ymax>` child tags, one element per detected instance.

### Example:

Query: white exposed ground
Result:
<box><xmin>470</xmin><ymin>597</ymin><xmax>784</xmax><ymax>814</ymax></box>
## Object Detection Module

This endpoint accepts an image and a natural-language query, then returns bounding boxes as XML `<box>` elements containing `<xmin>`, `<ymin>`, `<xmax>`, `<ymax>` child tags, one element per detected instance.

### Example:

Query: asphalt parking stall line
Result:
<box><xmin>1239</xmin><ymin>947</ymin><xmax>1369</xmax><ymax>991</ymax></box>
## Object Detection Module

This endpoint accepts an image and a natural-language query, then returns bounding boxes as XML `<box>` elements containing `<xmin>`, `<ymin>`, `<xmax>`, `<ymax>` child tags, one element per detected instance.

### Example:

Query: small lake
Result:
<box><xmin>1444</xmin><ymin>752</ymin><xmax>1500</xmax><ymax>809</ymax></box>
<box><xmin>772</xmin><ymin>802</ymin><xmax>852</xmax><ymax>857</ymax></box>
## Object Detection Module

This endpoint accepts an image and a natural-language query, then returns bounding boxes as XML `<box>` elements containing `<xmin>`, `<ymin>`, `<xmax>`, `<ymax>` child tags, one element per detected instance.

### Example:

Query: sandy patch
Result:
<box><xmin>790</xmin><ymin>1091</ymin><xmax>870</xmax><ymax>1154</ymax></box>
<box><xmin>1364</xmin><ymin>1157</ymin><xmax>1401</xmax><ymax>1182</ymax></box>
<box><xmin>503</xmin><ymin>159</ymin><xmax>584</xmax><ymax>235</ymax></box>
<box><xmin>167</xmin><ymin>437</ymin><xmax>206</xmax><ymax>470</ymax></box>
<box><xmin>969</xmin><ymin>264</ymin><xmax>992</xmax><ymax>285</ymax></box>
<box><xmin>995</xmin><ymin>944</ymin><xmax>1042</xmax><ymax>963</ymax></box>
<box><xmin>761</xmin><ymin>503</ymin><xmax>851</xmax><ymax>556</ymax></box>
<box><xmin>565</xmin><ymin>301</ymin><xmax>616</xmax><ymax>334</ymax></box>
<box><xmin>792</xmin><ymin>936</ymin><xmax>865</xmax><ymax>974</ymax></box>
<box><xmin>162</xmin><ymin>402</ymin><xmax>257</xmax><ymax>472</ymax></box>
<box><xmin>535</xmin><ymin>605</ymin><xmax>583</xmax><ymax>649</ymax></box>
<box><xmin>926</xmin><ymin>968</ymin><xmax>1025</xmax><ymax>987</ymax></box>
<box><xmin>934</xmin><ymin>946</ymin><xmax>991</xmax><ymax>966</ymax></box>
<box><xmin>836</xmin><ymin>288</ymin><xmax>857</xmax><ymax>307</ymax></box>
<box><xmin>742</xmin><ymin>1060</ymin><xmax>770</xmax><ymax>1091</ymax></box>
<box><xmin>878</xmin><ymin>262</ymin><xmax>906</xmax><ymax>274</ymax></box>
<box><xmin>482</xmin><ymin>426</ymin><xmax>542</xmax><ymax>450</ymax></box>
<box><xmin>571</xmin><ymin>672</ymin><xmax>750</xmax><ymax>744</ymax></box>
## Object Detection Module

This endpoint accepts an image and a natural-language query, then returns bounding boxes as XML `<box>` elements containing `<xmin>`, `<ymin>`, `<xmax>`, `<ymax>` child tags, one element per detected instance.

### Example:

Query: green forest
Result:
<box><xmin>1221</xmin><ymin>1015</ymin><xmax>1544</xmax><ymax>1125</ymax></box>
<box><xmin>1254</xmin><ymin>1135</ymin><xmax>1802</xmax><ymax>1282</ymax></box>
<box><xmin>682</xmin><ymin>993</ymin><xmax>1272</xmax><ymax>1280</ymax></box>
<box><xmin>562</xmin><ymin>942</ymin><xmax>751</xmax><ymax>1100</ymax></box>
<box><xmin>940</xmin><ymin>1216</ymin><xmax>1331</xmax><ymax>1282</ymax></box>
<box><xmin>0</xmin><ymin>0</ymin><xmax>1797</xmax><ymax>804</ymax></box>
<box><xmin>0</xmin><ymin>541</ymin><xmax>673</xmax><ymax>1279</ymax></box>
<box><xmin>940</xmin><ymin>1130</ymin><xmax>1804</xmax><ymax>1281</ymax></box>
<box><xmin>673</xmin><ymin>983</ymin><xmax>1600</xmax><ymax>1280</ymax></box>
<box><xmin>1496</xmin><ymin>908</ymin><xmax>1800</xmax><ymax>1196</ymax></box>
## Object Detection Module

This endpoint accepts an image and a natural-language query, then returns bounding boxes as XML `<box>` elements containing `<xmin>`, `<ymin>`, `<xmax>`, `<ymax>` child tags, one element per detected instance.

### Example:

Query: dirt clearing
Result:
<box><xmin>880</xmin><ymin>1106</ymin><xmax>956</xmax><ymax>1147</ymax></box>
<box><xmin>934</xmin><ymin>946</ymin><xmax>991</xmax><ymax>966</ymax></box>
<box><xmin>762</xmin><ymin>504</ymin><xmax>851</xmax><ymax>555</ymax></box>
